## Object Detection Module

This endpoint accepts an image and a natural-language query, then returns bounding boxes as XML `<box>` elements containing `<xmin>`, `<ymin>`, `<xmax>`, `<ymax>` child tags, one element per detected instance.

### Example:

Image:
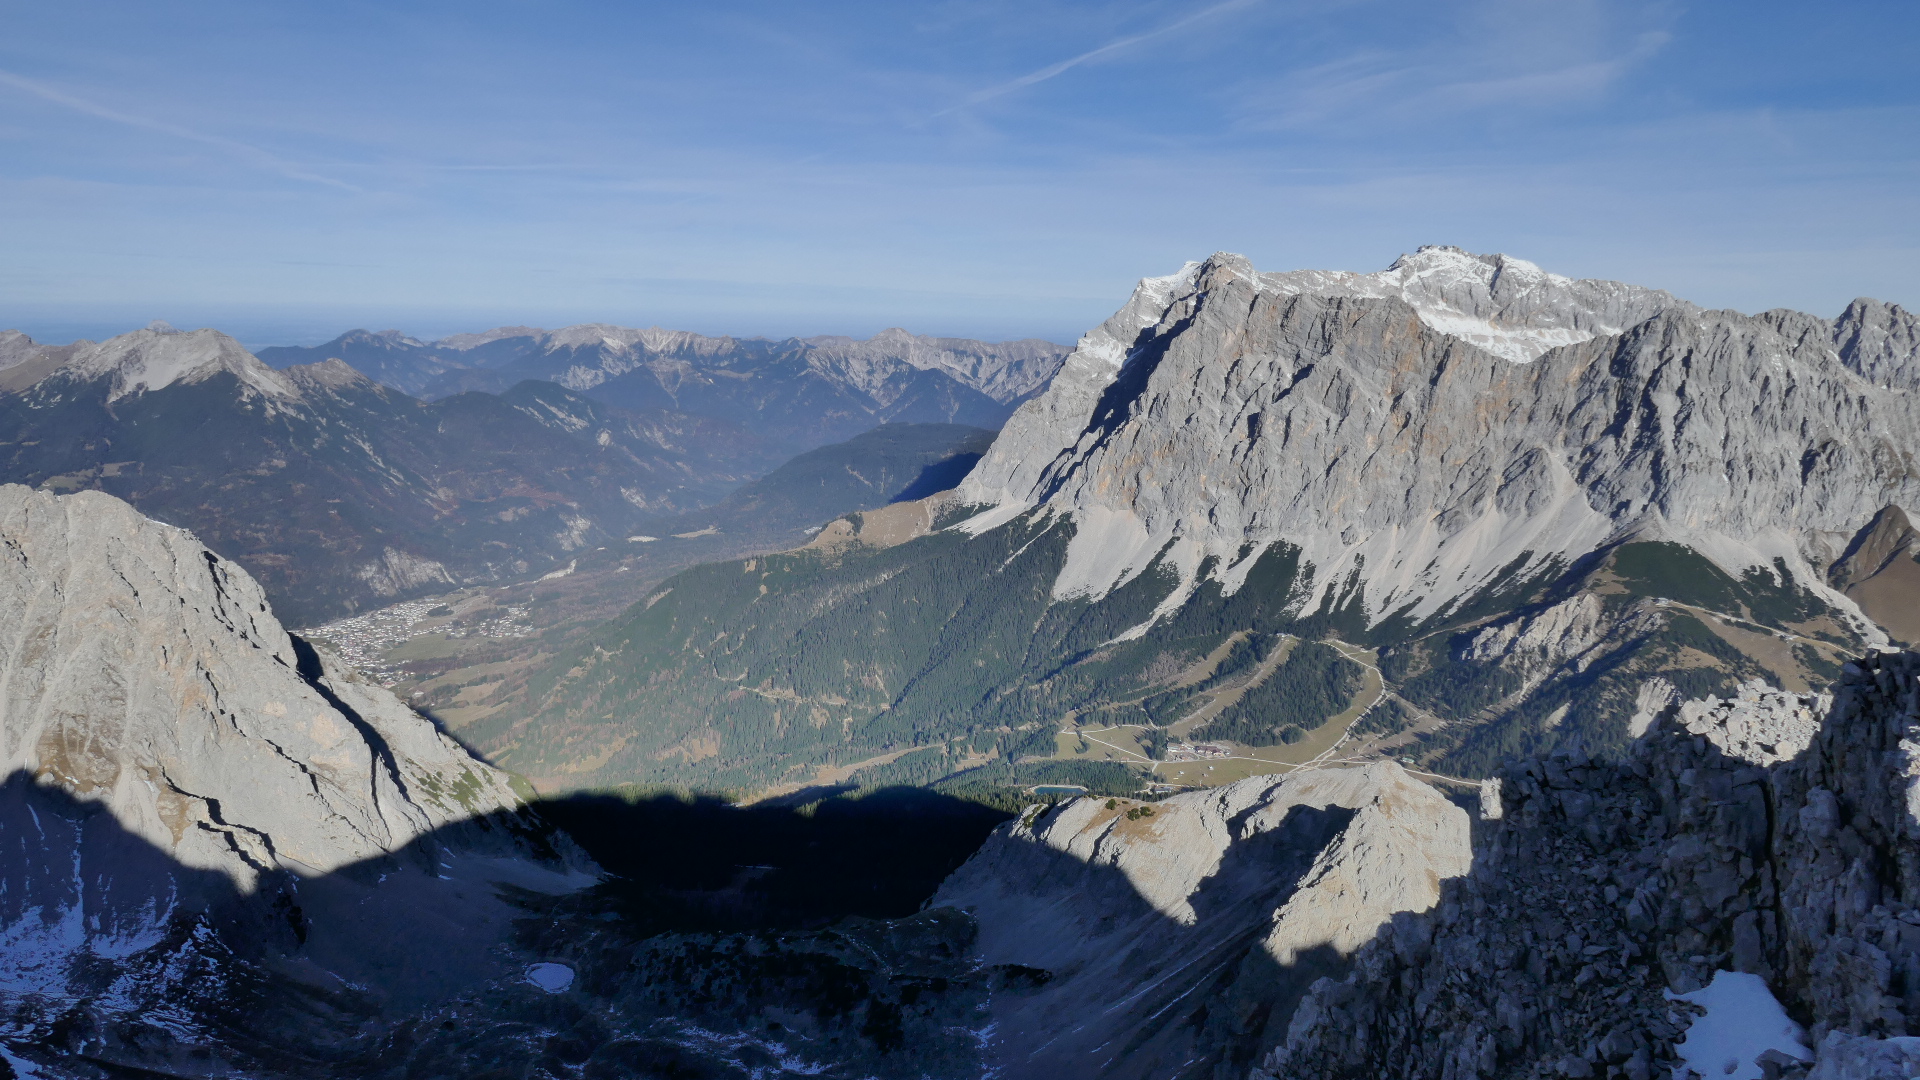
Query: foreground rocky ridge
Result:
<box><xmin>0</xmin><ymin>488</ymin><xmax>1011</xmax><ymax>1079</ymax></box>
<box><xmin>0</xmin><ymin>486</ymin><xmax>595</xmax><ymax>1075</ymax></box>
<box><xmin>935</xmin><ymin>762</ymin><xmax>1472</xmax><ymax>1078</ymax></box>
<box><xmin>0</xmin><ymin>484</ymin><xmax>524</xmax><ymax>885</ymax></box>
<box><xmin>1262</xmin><ymin>651</ymin><xmax>1920</xmax><ymax>1080</ymax></box>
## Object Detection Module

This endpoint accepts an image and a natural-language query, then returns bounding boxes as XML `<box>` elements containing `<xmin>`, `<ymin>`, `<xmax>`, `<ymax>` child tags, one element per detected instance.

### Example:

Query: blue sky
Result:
<box><xmin>2</xmin><ymin>0</ymin><xmax>1916</xmax><ymax>346</ymax></box>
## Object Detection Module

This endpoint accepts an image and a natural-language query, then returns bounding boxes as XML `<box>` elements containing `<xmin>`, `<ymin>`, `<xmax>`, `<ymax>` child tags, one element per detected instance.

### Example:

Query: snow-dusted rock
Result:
<box><xmin>956</xmin><ymin>248</ymin><xmax>1919</xmax><ymax>632</ymax></box>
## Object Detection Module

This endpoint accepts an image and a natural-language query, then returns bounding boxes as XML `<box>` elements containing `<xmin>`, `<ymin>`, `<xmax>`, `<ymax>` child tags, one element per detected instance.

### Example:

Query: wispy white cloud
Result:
<box><xmin>0</xmin><ymin>68</ymin><xmax>360</xmax><ymax>191</ymax></box>
<box><xmin>1242</xmin><ymin>7</ymin><xmax>1674</xmax><ymax>131</ymax></box>
<box><xmin>936</xmin><ymin>0</ymin><xmax>1262</xmax><ymax>116</ymax></box>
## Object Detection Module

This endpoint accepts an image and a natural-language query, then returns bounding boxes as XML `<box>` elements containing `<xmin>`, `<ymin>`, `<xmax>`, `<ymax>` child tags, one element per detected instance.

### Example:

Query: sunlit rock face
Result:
<box><xmin>0</xmin><ymin>483</ymin><xmax>522</xmax><ymax>889</ymax></box>
<box><xmin>957</xmin><ymin>247</ymin><xmax>1919</xmax><ymax>632</ymax></box>
<box><xmin>933</xmin><ymin>761</ymin><xmax>1472</xmax><ymax>1078</ymax></box>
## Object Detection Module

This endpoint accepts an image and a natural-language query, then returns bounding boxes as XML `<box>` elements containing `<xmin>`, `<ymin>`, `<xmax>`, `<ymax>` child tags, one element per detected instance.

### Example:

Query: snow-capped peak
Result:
<box><xmin>1255</xmin><ymin>246</ymin><xmax>1685</xmax><ymax>363</ymax></box>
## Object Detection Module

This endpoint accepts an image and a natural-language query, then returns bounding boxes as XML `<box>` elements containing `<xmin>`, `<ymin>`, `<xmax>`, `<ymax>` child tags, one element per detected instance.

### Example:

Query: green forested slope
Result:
<box><xmin>484</xmin><ymin>508</ymin><xmax>1867</xmax><ymax>794</ymax></box>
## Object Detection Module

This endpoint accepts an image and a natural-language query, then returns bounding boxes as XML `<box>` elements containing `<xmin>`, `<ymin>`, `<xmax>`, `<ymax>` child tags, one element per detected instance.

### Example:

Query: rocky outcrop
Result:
<box><xmin>1829</xmin><ymin>505</ymin><xmax>1920</xmax><ymax>644</ymax></box>
<box><xmin>0</xmin><ymin>485</ymin><xmax>602</xmax><ymax>1077</ymax></box>
<box><xmin>1831</xmin><ymin>298</ymin><xmax>1920</xmax><ymax>389</ymax></box>
<box><xmin>933</xmin><ymin>762</ymin><xmax>1471</xmax><ymax>1079</ymax></box>
<box><xmin>0</xmin><ymin>484</ymin><xmax>521</xmax><ymax>887</ymax></box>
<box><xmin>1259</xmin><ymin>652</ymin><xmax>1920</xmax><ymax>1080</ymax></box>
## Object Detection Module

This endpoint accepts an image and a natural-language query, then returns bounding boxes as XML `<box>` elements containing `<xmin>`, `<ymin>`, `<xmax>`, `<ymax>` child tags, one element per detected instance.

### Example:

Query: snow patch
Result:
<box><xmin>1665</xmin><ymin>970</ymin><xmax>1810</xmax><ymax>1080</ymax></box>
<box><xmin>525</xmin><ymin>962</ymin><xmax>574</xmax><ymax>993</ymax></box>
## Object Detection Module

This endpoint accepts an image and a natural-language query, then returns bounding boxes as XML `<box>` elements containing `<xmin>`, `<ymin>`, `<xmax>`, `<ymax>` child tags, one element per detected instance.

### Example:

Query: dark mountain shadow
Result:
<box><xmin>889</xmin><ymin>452</ymin><xmax>985</xmax><ymax>504</ymax></box>
<box><xmin>0</xmin><ymin>775</ymin><xmax>1007</xmax><ymax>1079</ymax></box>
<box><xmin>528</xmin><ymin>785</ymin><xmax>1011</xmax><ymax>935</ymax></box>
<box><xmin>2</xmin><ymin>758</ymin><xmax>1435</xmax><ymax>1080</ymax></box>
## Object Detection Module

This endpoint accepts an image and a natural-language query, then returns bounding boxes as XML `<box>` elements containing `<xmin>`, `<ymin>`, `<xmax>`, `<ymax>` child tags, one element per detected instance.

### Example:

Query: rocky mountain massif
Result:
<box><xmin>258</xmin><ymin>324</ymin><xmax>1067</xmax><ymax>452</ymax></box>
<box><xmin>0</xmin><ymin>325</ymin><xmax>781</xmax><ymax>623</ymax></box>
<box><xmin>496</xmin><ymin>247</ymin><xmax>1919</xmax><ymax>796</ymax></box>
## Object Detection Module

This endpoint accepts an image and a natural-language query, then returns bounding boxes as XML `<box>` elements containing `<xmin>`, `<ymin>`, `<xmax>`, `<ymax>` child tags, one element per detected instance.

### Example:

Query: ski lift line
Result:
<box><xmin>1079</xmin><ymin>732</ymin><xmax>1153</xmax><ymax>763</ymax></box>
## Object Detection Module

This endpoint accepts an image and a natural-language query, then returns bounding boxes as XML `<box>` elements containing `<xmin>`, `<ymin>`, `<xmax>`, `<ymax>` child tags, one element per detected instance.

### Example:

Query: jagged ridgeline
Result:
<box><xmin>496</xmin><ymin>247</ymin><xmax>1920</xmax><ymax>793</ymax></box>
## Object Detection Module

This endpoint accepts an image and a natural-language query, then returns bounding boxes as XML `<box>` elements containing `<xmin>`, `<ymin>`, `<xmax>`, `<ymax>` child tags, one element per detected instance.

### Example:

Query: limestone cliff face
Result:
<box><xmin>932</xmin><ymin>762</ymin><xmax>1471</xmax><ymax>1079</ymax></box>
<box><xmin>0</xmin><ymin>483</ymin><xmax>521</xmax><ymax>888</ymax></box>
<box><xmin>1261</xmin><ymin>652</ymin><xmax>1920</xmax><ymax>1080</ymax></box>
<box><xmin>956</xmin><ymin>248</ymin><xmax>1917</xmax><ymax>632</ymax></box>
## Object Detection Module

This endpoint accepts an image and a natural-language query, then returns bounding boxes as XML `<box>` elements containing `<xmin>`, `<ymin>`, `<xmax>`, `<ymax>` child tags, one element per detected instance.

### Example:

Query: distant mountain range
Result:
<box><xmin>256</xmin><ymin>324</ymin><xmax>1067</xmax><ymax>453</ymax></box>
<box><xmin>0</xmin><ymin>325</ymin><xmax>780</xmax><ymax>623</ymax></box>
<box><xmin>0</xmin><ymin>320</ymin><xmax>1041</xmax><ymax>624</ymax></box>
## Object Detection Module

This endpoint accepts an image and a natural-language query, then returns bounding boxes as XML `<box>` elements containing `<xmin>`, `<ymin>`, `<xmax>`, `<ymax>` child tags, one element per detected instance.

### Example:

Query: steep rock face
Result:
<box><xmin>933</xmin><ymin>762</ymin><xmax>1470</xmax><ymax>1078</ymax></box>
<box><xmin>0</xmin><ymin>484</ymin><xmax>521</xmax><ymax>887</ymax></box>
<box><xmin>1832</xmin><ymin>298</ymin><xmax>1920</xmax><ymax>389</ymax></box>
<box><xmin>955</xmin><ymin>249</ymin><xmax>1917</xmax><ymax>631</ymax></box>
<box><xmin>1262</xmin><ymin>652</ymin><xmax>1920</xmax><ymax>1080</ymax></box>
<box><xmin>0</xmin><ymin>486</ymin><xmax>609</xmax><ymax>1078</ymax></box>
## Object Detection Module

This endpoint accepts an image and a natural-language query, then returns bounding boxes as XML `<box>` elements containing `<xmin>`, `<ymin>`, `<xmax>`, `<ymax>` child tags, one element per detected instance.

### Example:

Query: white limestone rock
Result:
<box><xmin>0</xmin><ymin>484</ymin><xmax>521</xmax><ymax>888</ymax></box>
<box><xmin>956</xmin><ymin>249</ymin><xmax>1919</xmax><ymax>633</ymax></box>
<box><xmin>61</xmin><ymin>326</ymin><xmax>297</xmax><ymax>403</ymax></box>
<box><xmin>1674</xmin><ymin>679</ymin><xmax>1829</xmax><ymax>767</ymax></box>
